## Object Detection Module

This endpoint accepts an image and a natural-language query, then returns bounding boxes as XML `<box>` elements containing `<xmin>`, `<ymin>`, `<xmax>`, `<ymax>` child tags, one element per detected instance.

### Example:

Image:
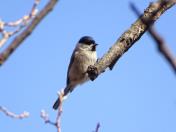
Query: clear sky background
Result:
<box><xmin>0</xmin><ymin>0</ymin><xmax>176</xmax><ymax>132</ymax></box>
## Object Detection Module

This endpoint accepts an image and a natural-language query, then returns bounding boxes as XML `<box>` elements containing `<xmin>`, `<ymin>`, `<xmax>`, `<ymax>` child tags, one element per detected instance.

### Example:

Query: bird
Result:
<box><xmin>53</xmin><ymin>36</ymin><xmax>98</xmax><ymax>110</ymax></box>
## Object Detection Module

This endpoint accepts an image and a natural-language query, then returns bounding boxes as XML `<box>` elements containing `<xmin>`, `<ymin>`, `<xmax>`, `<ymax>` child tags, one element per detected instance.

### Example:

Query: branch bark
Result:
<box><xmin>0</xmin><ymin>0</ymin><xmax>58</xmax><ymax>66</ymax></box>
<box><xmin>87</xmin><ymin>0</ymin><xmax>175</xmax><ymax>81</ymax></box>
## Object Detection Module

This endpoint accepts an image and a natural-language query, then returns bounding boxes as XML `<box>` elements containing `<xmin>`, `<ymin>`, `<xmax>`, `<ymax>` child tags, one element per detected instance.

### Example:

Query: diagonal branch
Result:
<box><xmin>0</xmin><ymin>0</ymin><xmax>59</xmax><ymax>66</ymax></box>
<box><xmin>0</xmin><ymin>0</ymin><xmax>40</xmax><ymax>48</ymax></box>
<box><xmin>130</xmin><ymin>2</ymin><xmax>176</xmax><ymax>74</ymax></box>
<box><xmin>87</xmin><ymin>0</ymin><xmax>175</xmax><ymax>81</ymax></box>
<box><xmin>148</xmin><ymin>27</ymin><xmax>176</xmax><ymax>73</ymax></box>
<box><xmin>94</xmin><ymin>123</ymin><xmax>100</xmax><ymax>132</ymax></box>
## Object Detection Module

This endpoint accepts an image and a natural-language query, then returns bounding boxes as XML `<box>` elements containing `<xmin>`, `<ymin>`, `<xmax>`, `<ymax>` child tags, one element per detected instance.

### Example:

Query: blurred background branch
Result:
<box><xmin>41</xmin><ymin>91</ymin><xmax>63</xmax><ymax>132</ymax></box>
<box><xmin>94</xmin><ymin>123</ymin><xmax>100</xmax><ymax>132</ymax></box>
<box><xmin>0</xmin><ymin>0</ymin><xmax>40</xmax><ymax>48</ymax></box>
<box><xmin>130</xmin><ymin>2</ymin><xmax>176</xmax><ymax>74</ymax></box>
<box><xmin>0</xmin><ymin>0</ymin><xmax>58</xmax><ymax>66</ymax></box>
<box><xmin>0</xmin><ymin>106</ymin><xmax>29</xmax><ymax>119</ymax></box>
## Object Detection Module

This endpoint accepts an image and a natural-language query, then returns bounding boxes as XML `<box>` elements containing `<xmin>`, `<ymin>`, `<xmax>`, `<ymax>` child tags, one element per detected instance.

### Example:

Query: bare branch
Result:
<box><xmin>0</xmin><ymin>106</ymin><xmax>29</xmax><ymax>119</ymax></box>
<box><xmin>41</xmin><ymin>91</ymin><xmax>64</xmax><ymax>132</ymax></box>
<box><xmin>130</xmin><ymin>2</ymin><xmax>176</xmax><ymax>74</ymax></box>
<box><xmin>0</xmin><ymin>0</ymin><xmax>58</xmax><ymax>66</ymax></box>
<box><xmin>56</xmin><ymin>91</ymin><xmax>63</xmax><ymax>132</ymax></box>
<box><xmin>40</xmin><ymin>110</ymin><xmax>56</xmax><ymax>126</ymax></box>
<box><xmin>87</xmin><ymin>0</ymin><xmax>175</xmax><ymax>81</ymax></box>
<box><xmin>0</xmin><ymin>0</ymin><xmax>40</xmax><ymax>48</ymax></box>
<box><xmin>94</xmin><ymin>123</ymin><xmax>100</xmax><ymax>132</ymax></box>
<box><xmin>148</xmin><ymin>27</ymin><xmax>176</xmax><ymax>73</ymax></box>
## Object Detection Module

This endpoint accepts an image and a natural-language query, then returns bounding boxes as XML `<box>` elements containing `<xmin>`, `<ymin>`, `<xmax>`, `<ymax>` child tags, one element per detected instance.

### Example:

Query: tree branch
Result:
<box><xmin>41</xmin><ymin>91</ymin><xmax>64</xmax><ymax>132</ymax></box>
<box><xmin>130</xmin><ymin>2</ymin><xmax>176</xmax><ymax>74</ymax></box>
<box><xmin>0</xmin><ymin>106</ymin><xmax>29</xmax><ymax>119</ymax></box>
<box><xmin>149</xmin><ymin>27</ymin><xmax>176</xmax><ymax>73</ymax></box>
<box><xmin>94</xmin><ymin>122</ymin><xmax>100</xmax><ymax>132</ymax></box>
<box><xmin>0</xmin><ymin>0</ymin><xmax>59</xmax><ymax>66</ymax></box>
<box><xmin>0</xmin><ymin>0</ymin><xmax>40</xmax><ymax>48</ymax></box>
<box><xmin>87</xmin><ymin>0</ymin><xmax>175</xmax><ymax>81</ymax></box>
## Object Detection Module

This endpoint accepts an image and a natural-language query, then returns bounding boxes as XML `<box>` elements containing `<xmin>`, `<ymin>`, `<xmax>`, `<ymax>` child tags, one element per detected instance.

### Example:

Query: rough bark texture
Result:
<box><xmin>87</xmin><ymin>0</ymin><xmax>175</xmax><ymax>81</ymax></box>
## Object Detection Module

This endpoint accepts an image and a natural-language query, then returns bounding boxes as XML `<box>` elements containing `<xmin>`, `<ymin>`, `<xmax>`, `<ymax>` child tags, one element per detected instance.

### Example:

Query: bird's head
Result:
<box><xmin>78</xmin><ymin>36</ymin><xmax>98</xmax><ymax>51</ymax></box>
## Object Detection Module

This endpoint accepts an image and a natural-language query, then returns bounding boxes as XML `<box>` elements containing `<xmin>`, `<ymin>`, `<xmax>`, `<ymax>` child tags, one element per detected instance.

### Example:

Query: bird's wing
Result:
<box><xmin>66</xmin><ymin>49</ymin><xmax>76</xmax><ymax>85</ymax></box>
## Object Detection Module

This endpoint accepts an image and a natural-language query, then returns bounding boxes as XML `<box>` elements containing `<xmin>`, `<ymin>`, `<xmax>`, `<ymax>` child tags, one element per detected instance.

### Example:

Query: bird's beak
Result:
<box><xmin>92</xmin><ymin>43</ymin><xmax>98</xmax><ymax>48</ymax></box>
<box><xmin>92</xmin><ymin>43</ymin><xmax>98</xmax><ymax>51</ymax></box>
<box><xmin>94</xmin><ymin>43</ymin><xmax>98</xmax><ymax>46</ymax></box>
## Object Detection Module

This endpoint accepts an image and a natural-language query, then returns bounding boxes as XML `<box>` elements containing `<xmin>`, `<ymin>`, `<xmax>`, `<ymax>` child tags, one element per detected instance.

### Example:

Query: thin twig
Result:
<box><xmin>0</xmin><ymin>0</ymin><xmax>58</xmax><ymax>66</ymax></box>
<box><xmin>130</xmin><ymin>2</ymin><xmax>176</xmax><ymax>74</ymax></box>
<box><xmin>56</xmin><ymin>91</ymin><xmax>63</xmax><ymax>132</ymax></box>
<box><xmin>87</xmin><ymin>0</ymin><xmax>175</xmax><ymax>81</ymax></box>
<box><xmin>41</xmin><ymin>91</ymin><xmax>64</xmax><ymax>132</ymax></box>
<box><xmin>94</xmin><ymin>122</ymin><xmax>100</xmax><ymax>132</ymax></box>
<box><xmin>40</xmin><ymin>110</ymin><xmax>56</xmax><ymax>126</ymax></box>
<box><xmin>0</xmin><ymin>0</ymin><xmax>40</xmax><ymax>48</ymax></box>
<box><xmin>0</xmin><ymin>106</ymin><xmax>29</xmax><ymax>119</ymax></box>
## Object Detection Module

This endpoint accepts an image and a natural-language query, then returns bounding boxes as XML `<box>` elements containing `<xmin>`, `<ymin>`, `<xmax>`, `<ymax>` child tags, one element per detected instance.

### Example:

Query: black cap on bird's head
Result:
<box><xmin>78</xmin><ymin>36</ymin><xmax>98</xmax><ymax>46</ymax></box>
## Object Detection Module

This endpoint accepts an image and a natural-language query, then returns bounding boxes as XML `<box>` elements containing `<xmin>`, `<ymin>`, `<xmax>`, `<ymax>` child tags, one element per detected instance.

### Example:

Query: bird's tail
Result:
<box><xmin>52</xmin><ymin>86</ymin><xmax>73</xmax><ymax>110</ymax></box>
<box><xmin>53</xmin><ymin>98</ymin><xmax>60</xmax><ymax>110</ymax></box>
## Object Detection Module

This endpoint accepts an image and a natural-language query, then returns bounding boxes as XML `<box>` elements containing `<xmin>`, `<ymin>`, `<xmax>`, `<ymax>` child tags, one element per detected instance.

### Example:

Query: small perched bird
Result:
<box><xmin>53</xmin><ymin>36</ymin><xmax>98</xmax><ymax>110</ymax></box>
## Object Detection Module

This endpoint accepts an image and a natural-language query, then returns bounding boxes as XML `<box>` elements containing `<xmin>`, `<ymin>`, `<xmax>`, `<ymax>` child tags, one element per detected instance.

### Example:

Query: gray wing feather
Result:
<box><xmin>66</xmin><ymin>49</ymin><xmax>76</xmax><ymax>85</ymax></box>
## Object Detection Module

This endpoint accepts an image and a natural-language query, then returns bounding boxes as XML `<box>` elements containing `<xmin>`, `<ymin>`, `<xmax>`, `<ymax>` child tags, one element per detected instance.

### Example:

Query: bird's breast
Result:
<box><xmin>68</xmin><ymin>51</ymin><xmax>97</xmax><ymax>84</ymax></box>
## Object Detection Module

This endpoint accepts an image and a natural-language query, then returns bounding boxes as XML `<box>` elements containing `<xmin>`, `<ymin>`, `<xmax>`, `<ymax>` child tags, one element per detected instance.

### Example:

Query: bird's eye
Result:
<box><xmin>84</xmin><ymin>41</ymin><xmax>92</xmax><ymax>45</ymax></box>
<box><xmin>84</xmin><ymin>40</ymin><xmax>95</xmax><ymax>45</ymax></box>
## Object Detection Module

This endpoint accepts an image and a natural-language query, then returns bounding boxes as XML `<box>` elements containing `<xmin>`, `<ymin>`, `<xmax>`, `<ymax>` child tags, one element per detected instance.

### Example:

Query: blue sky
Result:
<box><xmin>0</xmin><ymin>0</ymin><xmax>176</xmax><ymax>132</ymax></box>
